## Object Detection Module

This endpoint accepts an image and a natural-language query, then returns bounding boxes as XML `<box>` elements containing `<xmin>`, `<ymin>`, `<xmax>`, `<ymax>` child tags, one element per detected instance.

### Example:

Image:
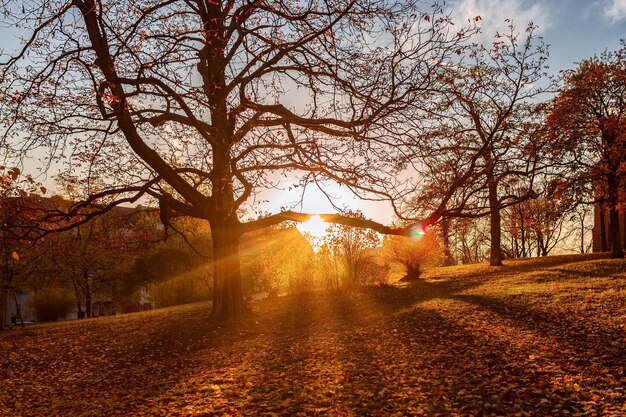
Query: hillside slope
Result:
<box><xmin>1</xmin><ymin>254</ymin><xmax>625</xmax><ymax>416</ymax></box>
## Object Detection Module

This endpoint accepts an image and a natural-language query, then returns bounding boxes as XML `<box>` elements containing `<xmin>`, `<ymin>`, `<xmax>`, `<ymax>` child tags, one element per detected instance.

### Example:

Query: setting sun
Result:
<box><xmin>297</xmin><ymin>215</ymin><xmax>328</xmax><ymax>240</ymax></box>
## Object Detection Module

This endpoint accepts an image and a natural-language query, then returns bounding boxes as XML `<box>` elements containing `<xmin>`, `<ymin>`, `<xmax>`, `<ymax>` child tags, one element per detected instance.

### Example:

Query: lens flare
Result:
<box><xmin>409</xmin><ymin>222</ymin><xmax>426</xmax><ymax>240</ymax></box>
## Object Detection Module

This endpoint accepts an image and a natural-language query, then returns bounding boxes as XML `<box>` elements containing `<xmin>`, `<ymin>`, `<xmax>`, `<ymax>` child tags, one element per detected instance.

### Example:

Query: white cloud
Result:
<box><xmin>604</xmin><ymin>0</ymin><xmax>626</xmax><ymax>23</ymax></box>
<box><xmin>448</xmin><ymin>0</ymin><xmax>551</xmax><ymax>42</ymax></box>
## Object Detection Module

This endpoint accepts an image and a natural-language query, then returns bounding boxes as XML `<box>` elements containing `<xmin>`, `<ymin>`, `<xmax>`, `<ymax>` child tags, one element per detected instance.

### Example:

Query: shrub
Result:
<box><xmin>29</xmin><ymin>287</ymin><xmax>74</xmax><ymax>322</ymax></box>
<box><xmin>149</xmin><ymin>268</ymin><xmax>212</xmax><ymax>308</ymax></box>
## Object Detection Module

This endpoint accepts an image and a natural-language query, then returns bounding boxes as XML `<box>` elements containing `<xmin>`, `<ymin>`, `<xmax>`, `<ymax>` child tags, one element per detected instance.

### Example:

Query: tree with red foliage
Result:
<box><xmin>547</xmin><ymin>41</ymin><xmax>626</xmax><ymax>258</ymax></box>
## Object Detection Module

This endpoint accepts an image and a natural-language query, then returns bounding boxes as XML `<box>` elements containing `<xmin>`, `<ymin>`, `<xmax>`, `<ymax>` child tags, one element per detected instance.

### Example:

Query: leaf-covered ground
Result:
<box><xmin>1</xmin><ymin>254</ymin><xmax>626</xmax><ymax>416</ymax></box>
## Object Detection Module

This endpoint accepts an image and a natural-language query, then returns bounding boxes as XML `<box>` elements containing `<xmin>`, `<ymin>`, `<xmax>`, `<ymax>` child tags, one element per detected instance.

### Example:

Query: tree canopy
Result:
<box><xmin>0</xmin><ymin>0</ymin><xmax>475</xmax><ymax>320</ymax></box>
<box><xmin>547</xmin><ymin>41</ymin><xmax>626</xmax><ymax>258</ymax></box>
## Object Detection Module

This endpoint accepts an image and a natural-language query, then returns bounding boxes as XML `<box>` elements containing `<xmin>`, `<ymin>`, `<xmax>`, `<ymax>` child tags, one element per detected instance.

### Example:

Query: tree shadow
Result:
<box><xmin>3</xmin><ymin>253</ymin><xmax>624</xmax><ymax>415</ymax></box>
<box><xmin>238</xmin><ymin>289</ymin><xmax>606</xmax><ymax>415</ymax></box>
<box><xmin>451</xmin><ymin>293</ymin><xmax>626</xmax><ymax>370</ymax></box>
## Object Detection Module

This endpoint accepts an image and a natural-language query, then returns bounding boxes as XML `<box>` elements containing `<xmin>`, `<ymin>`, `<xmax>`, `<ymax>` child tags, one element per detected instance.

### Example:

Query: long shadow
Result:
<box><xmin>388</xmin><ymin>267</ymin><xmax>626</xmax><ymax>371</ymax></box>
<box><xmin>452</xmin><ymin>293</ymin><xmax>626</xmax><ymax>369</ymax></box>
<box><xmin>3</xmin><ymin>252</ymin><xmax>622</xmax><ymax>416</ymax></box>
<box><xmin>0</xmin><ymin>304</ymin><xmax>268</xmax><ymax>416</ymax></box>
<box><xmin>143</xmin><ymin>254</ymin><xmax>626</xmax><ymax>415</ymax></box>
<box><xmin>355</xmin><ymin>277</ymin><xmax>482</xmax><ymax>316</ymax></box>
<box><xmin>335</xmin><ymin>283</ymin><xmax>624</xmax><ymax>414</ymax></box>
<box><xmin>232</xmin><ymin>279</ymin><xmax>606</xmax><ymax>415</ymax></box>
<box><xmin>333</xmin><ymin>307</ymin><xmax>567</xmax><ymax>415</ymax></box>
<box><xmin>244</xmin><ymin>292</ymin><xmax>606</xmax><ymax>415</ymax></box>
<box><xmin>222</xmin><ymin>293</ymin><xmax>342</xmax><ymax>415</ymax></box>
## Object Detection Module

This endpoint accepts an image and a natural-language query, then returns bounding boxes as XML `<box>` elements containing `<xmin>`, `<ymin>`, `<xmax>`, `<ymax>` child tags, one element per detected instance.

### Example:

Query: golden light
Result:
<box><xmin>297</xmin><ymin>215</ymin><xmax>328</xmax><ymax>240</ymax></box>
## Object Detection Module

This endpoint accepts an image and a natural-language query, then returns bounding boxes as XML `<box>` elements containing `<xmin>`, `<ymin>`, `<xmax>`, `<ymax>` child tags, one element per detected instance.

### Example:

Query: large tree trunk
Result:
<box><xmin>608</xmin><ymin>206</ymin><xmax>624</xmax><ymax>258</ymax></box>
<box><xmin>607</xmin><ymin>175</ymin><xmax>624</xmax><ymax>258</ymax></box>
<box><xmin>599</xmin><ymin>203</ymin><xmax>608</xmax><ymax>252</ymax></box>
<box><xmin>210</xmin><ymin>225</ymin><xmax>247</xmax><ymax>321</ymax></box>
<box><xmin>441</xmin><ymin>217</ymin><xmax>453</xmax><ymax>266</ymax></box>
<box><xmin>488</xmin><ymin>181</ymin><xmax>503</xmax><ymax>266</ymax></box>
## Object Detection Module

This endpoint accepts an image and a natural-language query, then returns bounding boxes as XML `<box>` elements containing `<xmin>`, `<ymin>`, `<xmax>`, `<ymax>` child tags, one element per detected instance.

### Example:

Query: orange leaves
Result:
<box><xmin>548</xmin><ymin>43</ymin><xmax>626</xmax><ymax>207</ymax></box>
<box><xmin>103</xmin><ymin>91</ymin><xmax>121</xmax><ymax>107</ymax></box>
<box><xmin>2</xmin><ymin>255</ymin><xmax>626</xmax><ymax>415</ymax></box>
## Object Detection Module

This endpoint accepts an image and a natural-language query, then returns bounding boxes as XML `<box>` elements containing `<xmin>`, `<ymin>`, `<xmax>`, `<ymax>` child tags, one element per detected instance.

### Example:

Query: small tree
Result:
<box><xmin>326</xmin><ymin>210</ymin><xmax>381</xmax><ymax>286</ymax></box>
<box><xmin>382</xmin><ymin>228</ymin><xmax>444</xmax><ymax>281</ymax></box>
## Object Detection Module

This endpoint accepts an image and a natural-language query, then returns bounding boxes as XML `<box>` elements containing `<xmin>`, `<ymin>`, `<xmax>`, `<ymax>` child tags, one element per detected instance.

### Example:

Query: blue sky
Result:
<box><xmin>448</xmin><ymin>0</ymin><xmax>626</xmax><ymax>73</ymax></box>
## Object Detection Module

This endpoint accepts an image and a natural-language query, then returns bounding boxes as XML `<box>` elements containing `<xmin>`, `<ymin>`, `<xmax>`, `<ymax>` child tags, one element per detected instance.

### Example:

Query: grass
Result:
<box><xmin>1</xmin><ymin>253</ymin><xmax>626</xmax><ymax>416</ymax></box>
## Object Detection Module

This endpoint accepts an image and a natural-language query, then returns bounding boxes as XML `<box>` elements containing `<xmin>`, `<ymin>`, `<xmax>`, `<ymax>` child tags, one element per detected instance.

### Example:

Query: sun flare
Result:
<box><xmin>297</xmin><ymin>215</ymin><xmax>328</xmax><ymax>240</ymax></box>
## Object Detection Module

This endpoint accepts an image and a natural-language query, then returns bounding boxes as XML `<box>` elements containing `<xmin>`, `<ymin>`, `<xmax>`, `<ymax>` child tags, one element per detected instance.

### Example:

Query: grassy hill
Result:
<box><xmin>1</xmin><ymin>254</ymin><xmax>625</xmax><ymax>416</ymax></box>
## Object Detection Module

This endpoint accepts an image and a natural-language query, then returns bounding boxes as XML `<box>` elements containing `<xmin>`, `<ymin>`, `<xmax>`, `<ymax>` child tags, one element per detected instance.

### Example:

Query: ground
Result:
<box><xmin>1</xmin><ymin>254</ymin><xmax>626</xmax><ymax>416</ymax></box>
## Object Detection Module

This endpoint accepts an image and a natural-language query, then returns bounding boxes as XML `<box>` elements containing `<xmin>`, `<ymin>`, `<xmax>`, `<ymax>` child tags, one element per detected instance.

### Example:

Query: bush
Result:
<box><xmin>149</xmin><ymin>268</ymin><xmax>212</xmax><ymax>308</ymax></box>
<box><xmin>29</xmin><ymin>287</ymin><xmax>74</xmax><ymax>322</ymax></box>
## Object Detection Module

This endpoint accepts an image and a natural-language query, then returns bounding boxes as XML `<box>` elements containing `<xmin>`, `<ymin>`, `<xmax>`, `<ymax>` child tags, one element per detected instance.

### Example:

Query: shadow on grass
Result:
<box><xmin>237</xmin><ymin>287</ymin><xmax>598</xmax><ymax>415</ymax></box>
<box><xmin>2</xmin><ymin>254</ymin><xmax>624</xmax><ymax>415</ymax></box>
<box><xmin>451</xmin><ymin>293</ymin><xmax>626</xmax><ymax>369</ymax></box>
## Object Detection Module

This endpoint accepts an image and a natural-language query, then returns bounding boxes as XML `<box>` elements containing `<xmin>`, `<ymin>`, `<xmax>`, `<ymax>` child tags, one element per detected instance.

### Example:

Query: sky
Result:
<box><xmin>277</xmin><ymin>0</ymin><xmax>626</xmax><ymax>226</ymax></box>
<box><xmin>2</xmin><ymin>0</ymin><xmax>626</xmax><ymax>229</ymax></box>
<box><xmin>449</xmin><ymin>0</ymin><xmax>626</xmax><ymax>72</ymax></box>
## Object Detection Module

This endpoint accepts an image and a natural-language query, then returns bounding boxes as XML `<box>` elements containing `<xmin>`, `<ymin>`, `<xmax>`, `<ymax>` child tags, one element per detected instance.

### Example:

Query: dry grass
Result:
<box><xmin>1</xmin><ymin>253</ymin><xmax>625</xmax><ymax>416</ymax></box>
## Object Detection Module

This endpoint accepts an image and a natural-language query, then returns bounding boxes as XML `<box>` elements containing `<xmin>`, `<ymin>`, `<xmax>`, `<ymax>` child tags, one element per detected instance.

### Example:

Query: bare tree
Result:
<box><xmin>0</xmin><ymin>0</ymin><xmax>474</xmax><ymax>320</ymax></box>
<box><xmin>401</xmin><ymin>22</ymin><xmax>554</xmax><ymax>266</ymax></box>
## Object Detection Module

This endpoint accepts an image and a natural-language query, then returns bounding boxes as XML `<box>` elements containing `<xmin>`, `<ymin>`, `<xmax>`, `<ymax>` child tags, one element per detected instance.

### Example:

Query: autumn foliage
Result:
<box><xmin>547</xmin><ymin>41</ymin><xmax>626</xmax><ymax>258</ymax></box>
<box><xmin>1</xmin><ymin>254</ymin><xmax>625</xmax><ymax>416</ymax></box>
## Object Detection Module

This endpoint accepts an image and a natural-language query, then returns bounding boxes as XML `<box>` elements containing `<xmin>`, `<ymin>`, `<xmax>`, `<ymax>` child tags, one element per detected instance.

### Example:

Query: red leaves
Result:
<box><xmin>548</xmin><ymin>44</ymin><xmax>626</xmax><ymax>205</ymax></box>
